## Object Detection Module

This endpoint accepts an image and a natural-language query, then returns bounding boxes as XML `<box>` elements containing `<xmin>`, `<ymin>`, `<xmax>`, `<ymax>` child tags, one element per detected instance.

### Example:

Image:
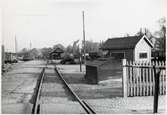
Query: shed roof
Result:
<box><xmin>50</xmin><ymin>47</ymin><xmax>64</xmax><ymax>54</ymax></box>
<box><xmin>101</xmin><ymin>35</ymin><xmax>150</xmax><ymax>50</ymax></box>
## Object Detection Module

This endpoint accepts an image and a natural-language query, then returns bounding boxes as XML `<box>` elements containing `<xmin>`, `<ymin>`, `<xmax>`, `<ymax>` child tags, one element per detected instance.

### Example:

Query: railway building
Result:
<box><xmin>101</xmin><ymin>35</ymin><xmax>153</xmax><ymax>62</ymax></box>
<box><xmin>50</xmin><ymin>47</ymin><xmax>64</xmax><ymax>59</ymax></box>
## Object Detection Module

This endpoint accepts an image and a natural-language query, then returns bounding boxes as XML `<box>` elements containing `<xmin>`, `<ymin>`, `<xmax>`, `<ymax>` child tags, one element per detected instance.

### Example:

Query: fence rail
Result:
<box><xmin>122</xmin><ymin>59</ymin><xmax>166</xmax><ymax>97</ymax></box>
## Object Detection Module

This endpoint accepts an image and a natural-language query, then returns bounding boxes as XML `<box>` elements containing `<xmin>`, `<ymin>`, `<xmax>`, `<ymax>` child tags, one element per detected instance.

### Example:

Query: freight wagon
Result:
<box><xmin>22</xmin><ymin>52</ymin><xmax>34</xmax><ymax>61</ymax></box>
<box><xmin>4</xmin><ymin>52</ymin><xmax>18</xmax><ymax>63</ymax></box>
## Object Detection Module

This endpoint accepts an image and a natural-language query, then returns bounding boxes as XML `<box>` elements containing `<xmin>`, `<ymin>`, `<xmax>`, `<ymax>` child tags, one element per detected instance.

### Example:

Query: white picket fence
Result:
<box><xmin>122</xmin><ymin>59</ymin><xmax>166</xmax><ymax>97</ymax></box>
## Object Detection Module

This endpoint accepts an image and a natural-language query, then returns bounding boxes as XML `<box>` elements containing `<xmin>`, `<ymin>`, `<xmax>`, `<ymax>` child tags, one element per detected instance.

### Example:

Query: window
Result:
<box><xmin>139</xmin><ymin>53</ymin><xmax>147</xmax><ymax>59</ymax></box>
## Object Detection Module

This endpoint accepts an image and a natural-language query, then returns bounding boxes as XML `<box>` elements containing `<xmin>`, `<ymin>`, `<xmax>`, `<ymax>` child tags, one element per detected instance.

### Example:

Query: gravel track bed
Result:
<box><xmin>40</xmin><ymin>66</ymin><xmax>74</xmax><ymax>103</ymax></box>
<box><xmin>39</xmin><ymin>64</ymin><xmax>86</xmax><ymax>113</ymax></box>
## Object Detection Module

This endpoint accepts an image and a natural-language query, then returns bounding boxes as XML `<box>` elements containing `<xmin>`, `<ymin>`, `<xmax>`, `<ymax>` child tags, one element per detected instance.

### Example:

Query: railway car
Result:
<box><xmin>4</xmin><ymin>52</ymin><xmax>18</xmax><ymax>63</ymax></box>
<box><xmin>22</xmin><ymin>52</ymin><xmax>34</xmax><ymax>61</ymax></box>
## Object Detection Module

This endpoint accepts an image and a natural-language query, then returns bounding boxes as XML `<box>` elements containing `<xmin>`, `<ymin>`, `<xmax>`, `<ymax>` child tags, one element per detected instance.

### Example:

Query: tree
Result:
<box><xmin>30</xmin><ymin>48</ymin><xmax>41</xmax><ymax>58</ymax></box>
<box><xmin>40</xmin><ymin>47</ymin><xmax>52</xmax><ymax>59</ymax></box>
<box><xmin>83</xmin><ymin>40</ymin><xmax>100</xmax><ymax>53</ymax></box>
<box><xmin>72</xmin><ymin>40</ymin><xmax>80</xmax><ymax>57</ymax></box>
<box><xmin>20</xmin><ymin>48</ymin><xmax>28</xmax><ymax>53</ymax></box>
<box><xmin>66</xmin><ymin>45</ymin><xmax>73</xmax><ymax>54</ymax></box>
<box><xmin>53</xmin><ymin>44</ymin><xmax>65</xmax><ymax>50</ymax></box>
<box><xmin>153</xmin><ymin>17</ymin><xmax>166</xmax><ymax>53</ymax></box>
<box><xmin>136</xmin><ymin>28</ymin><xmax>153</xmax><ymax>41</ymax></box>
<box><xmin>17</xmin><ymin>48</ymin><xmax>29</xmax><ymax>57</ymax></box>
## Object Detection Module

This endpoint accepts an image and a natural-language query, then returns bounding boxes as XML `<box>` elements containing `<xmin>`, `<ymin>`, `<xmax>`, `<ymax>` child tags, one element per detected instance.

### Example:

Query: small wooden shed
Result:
<box><xmin>101</xmin><ymin>35</ymin><xmax>153</xmax><ymax>61</ymax></box>
<box><xmin>50</xmin><ymin>47</ymin><xmax>64</xmax><ymax>59</ymax></box>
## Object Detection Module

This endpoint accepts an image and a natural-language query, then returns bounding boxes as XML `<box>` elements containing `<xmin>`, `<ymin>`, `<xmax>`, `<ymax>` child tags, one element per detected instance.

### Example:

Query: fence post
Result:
<box><xmin>153</xmin><ymin>66</ymin><xmax>161</xmax><ymax>113</ymax></box>
<box><xmin>122</xmin><ymin>59</ymin><xmax>127</xmax><ymax>97</ymax></box>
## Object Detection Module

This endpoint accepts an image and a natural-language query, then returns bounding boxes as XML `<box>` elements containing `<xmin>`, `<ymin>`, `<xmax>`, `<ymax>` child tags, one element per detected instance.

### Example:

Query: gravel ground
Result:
<box><xmin>39</xmin><ymin>64</ymin><xmax>86</xmax><ymax>114</ymax></box>
<box><xmin>57</xmin><ymin>64</ymin><xmax>86</xmax><ymax>73</ymax></box>
<box><xmin>1</xmin><ymin>60</ymin><xmax>46</xmax><ymax>114</ymax></box>
<box><xmin>57</xmin><ymin>64</ymin><xmax>166</xmax><ymax>114</ymax></box>
<box><xmin>2</xmin><ymin>62</ymin><xmax>165</xmax><ymax>114</ymax></box>
<box><xmin>86</xmin><ymin>96</ymin><xmax>166</xmax><ymax>114</ymax></box>
<box><xmin>57</xmin><ymin>65</ymin><xmax>123</xmax><ymax>99</ymax></box>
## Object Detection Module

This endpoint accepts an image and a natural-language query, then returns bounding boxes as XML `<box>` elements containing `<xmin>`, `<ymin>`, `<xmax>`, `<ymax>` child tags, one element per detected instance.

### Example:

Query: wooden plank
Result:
<box><xmin>149</xmin><ymin>63</ymin><xmax>153</xmax><ymax>96</ymax></box>
<box><xmin>135</xmin><ymin>63</ymin><xmax>137</xmax><ymax>96</ymax></box>
<box><xmin>145</xmin><ymin>63</ymin><xmax>149</xmax><ymax>96</ymax></box>
<box><xmin>159</xmin><ymin>61</ymin><xmax>162</xmax><ymax>95</ymax></box>
<box><xmin>133</xmin><ymin>61</ymin><xmax>136</xmax><ymax>96</ymax></box>
<box><xmin>129</xmin><ymin>62</ymin><xmax>132</xmax><ymax>96</ymax></box>
<box><xmin>162</xmin><ymin>62</ymin><xmax>165</xmax><ymax>95</ymax></box>
<box><xmin>159</xmin><ymin>71</ymin><xmax>162</xmax><ymax>95</ymax></box>
<box><xmin>136</xmin><ymin>63</ymin><xmax>139</xmax><ymax>96</ymax></box>
<box><xmin>163</xmin><ymin>69</ymin><xmax>166</xmax><ymax>94</ymax></box>
<box><xmin>164</xmin><ymin>61</ymin><xmax>166</xmax><ymax>95</ymax></box>
<box><xmin>162</xmin><ymin>70</ymin><xmax>163</xmax><ymax>95</ymax></box>
<box><xmin>152</xmin><ymin>62</ymin><xmax>155</xmax><ymax>95</ymax></box>
<box><xmin>142</xmin><ymin>62</ymin><xmax>146</xmax><ymax>96</ymax></box>
<box><xmin>130</xmin><ymin>61</ymin><xmax>133</xmax><ymax>96</ymax></box>
<box><xmin>127</xmin><ymin>67</ymin><xmax>130</xmax><ymax>96</ymax></box>
<box><xmin>122</xmin><ymin>59</ymin><xmax>128</xmax><ymax>97</ymax></box>
<box><xmin>127</xmin><ymin>61</ymin><xmax>130</xmax><ymax>97</ymax></box>
<box><xmin>127</xmin><ymin>63</ymin><xmax>130</xmax><ymax>97</ymax></box>
<box><xmin>139</xmin><ymin>63</ymin><xmax>142</xmax><ymax>96</ymax></box>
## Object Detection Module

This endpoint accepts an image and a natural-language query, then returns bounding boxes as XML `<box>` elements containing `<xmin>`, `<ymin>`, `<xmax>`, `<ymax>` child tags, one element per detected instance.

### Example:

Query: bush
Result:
<box><xmin>60</xmin><ymin>53</ymin><xmax>76</xmax><ymax>64</ymax></box>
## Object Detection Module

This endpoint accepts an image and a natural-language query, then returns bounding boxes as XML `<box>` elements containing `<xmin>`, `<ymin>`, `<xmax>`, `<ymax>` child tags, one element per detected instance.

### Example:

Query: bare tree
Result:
<box><xmin>84</xmin><ymin>40</ymin><xmax>100</xmax><ymax>53</ymax></box>
<box><xmin>153</xmin><ymin>17</ymin><xmax>166</xmax><ymax>52</ymax></box>
<box><xmin>72</xmin><ymin>40</ymin><xmax>80</xmax><ymax>57</ymax></box>
<box><xmin>136</xmin><ymin>28</ymin><xmax>153</xmax><ymax>41</ymax></box>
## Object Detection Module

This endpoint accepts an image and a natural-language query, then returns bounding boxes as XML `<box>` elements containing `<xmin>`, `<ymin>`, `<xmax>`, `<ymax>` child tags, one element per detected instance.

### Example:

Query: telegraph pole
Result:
<box><xmin>82</xmin><ymin>11</ymin><xmax>86</xmax><ymax>64</ymax></box>
<box><xmin>15</xmin><ymin>35</ymin><xmax>18</xmax><ymax>58</ymax></box>
<box><xmin>30</xmin><ymin>41</ymin><xmax>32</xmax><ymax>50</ymax></box>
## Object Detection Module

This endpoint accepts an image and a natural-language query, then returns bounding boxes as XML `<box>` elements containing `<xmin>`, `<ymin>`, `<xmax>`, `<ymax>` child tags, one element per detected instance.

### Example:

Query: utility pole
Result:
<box><xmin>82</xmin><ymin>11</ymin><xmax>86</xmax><ymax>64</ymax></box>
<box><xmin>15</xmin><ymin>35</ymin><xmax>18</xmax><ymax>58</ymax></box>
<box><xmin>79</xmin><ymin>45</ymin><xmax>82</xmax><ymax>72</ymax></box>
<box><xmin>30</xmin><ymin>41</ymin><xmax>32</xmax><ymax>50</ymax></box>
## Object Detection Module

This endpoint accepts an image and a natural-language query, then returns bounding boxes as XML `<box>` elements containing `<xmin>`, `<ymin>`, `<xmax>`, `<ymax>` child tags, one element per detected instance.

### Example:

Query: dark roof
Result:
<box><xmin>101</xmin><ymin>35</ymin><xmax>144</xmax><ymax>50</ymax></box>
<box><xmin>50</xmin><ymin>47</ymin><xmax>64</xmax><ymax>54</ymax></box>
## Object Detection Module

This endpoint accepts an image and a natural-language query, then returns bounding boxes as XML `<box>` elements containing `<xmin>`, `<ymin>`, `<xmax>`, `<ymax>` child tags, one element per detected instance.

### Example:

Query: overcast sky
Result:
<box><xmin>1</xmin><ymin>0</ymin><xmax>167</xmax><ymax>52</ymax></box>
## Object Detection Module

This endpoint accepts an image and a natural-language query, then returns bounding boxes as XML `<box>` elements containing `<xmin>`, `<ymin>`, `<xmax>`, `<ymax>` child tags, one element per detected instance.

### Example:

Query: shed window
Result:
<box><xmin>139</xmin><ymin>53</ymin><xmax>147</xmax><ymax>59</ymax></box>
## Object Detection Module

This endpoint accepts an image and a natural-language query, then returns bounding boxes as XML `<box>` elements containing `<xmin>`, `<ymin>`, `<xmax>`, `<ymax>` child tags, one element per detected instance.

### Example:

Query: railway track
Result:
<box><xmin>31</xmin><ymin>65</ymin><xmax>96</xmax><ymax>114</ymax></box>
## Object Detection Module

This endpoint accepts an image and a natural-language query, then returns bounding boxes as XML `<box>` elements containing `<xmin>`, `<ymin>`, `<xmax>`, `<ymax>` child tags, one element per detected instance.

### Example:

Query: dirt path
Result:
<box><xmin>1</xmin><ymin>60</ymin><xmax>46</xmax><ymax>114</ymax></box>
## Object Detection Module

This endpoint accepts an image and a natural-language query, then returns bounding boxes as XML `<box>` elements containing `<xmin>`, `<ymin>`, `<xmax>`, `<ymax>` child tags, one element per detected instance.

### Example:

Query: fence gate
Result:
<box><xmin>122</xmin><ymin>59</ymin><xmax>166</xmax><ymax>97</ymax></box>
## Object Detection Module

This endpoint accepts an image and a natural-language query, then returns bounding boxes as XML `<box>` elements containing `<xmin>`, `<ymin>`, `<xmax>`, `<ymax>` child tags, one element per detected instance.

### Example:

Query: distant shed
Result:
<box><xmin>50</xmin><ymin>47</ymin><xmax>64</xmax><ymax>59</ymax></box>
<box><xmin>101</xmin><ymin>35</ymin><xmax>153</xmax><ymax>61</ymax></box>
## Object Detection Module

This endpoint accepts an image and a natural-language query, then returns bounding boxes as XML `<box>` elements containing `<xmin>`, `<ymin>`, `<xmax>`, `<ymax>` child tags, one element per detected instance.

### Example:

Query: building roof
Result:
<box><xmin>101</xmin><ymin>35</ymin><xmax>152</xmax><ymax>50</ymax></box>
<box><xmin>50</xmin><ymin>47</ymin><xmax>64</xmax><ymax>54</ymax></box>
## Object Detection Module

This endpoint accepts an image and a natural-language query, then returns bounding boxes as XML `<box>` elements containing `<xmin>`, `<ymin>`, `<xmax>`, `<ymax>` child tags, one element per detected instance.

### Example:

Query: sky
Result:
<box><xmin>1</xmin><ymin>0</ymin><xmax>167</xmax><ymax>52</ymax></box>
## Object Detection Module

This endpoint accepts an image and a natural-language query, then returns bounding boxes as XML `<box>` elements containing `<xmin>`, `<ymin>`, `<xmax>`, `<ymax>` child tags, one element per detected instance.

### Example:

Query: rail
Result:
<box><xmin>31</xmin><ymin>68</ymin><xmax>45</xmax><ymax>114</ymax></box>
<box><xmin>31</xmin><ymin>64</ymin><xmax>96</xmax><ymax>114</ymax></box>
<box><xmin>55</xmin><ymin>66</ymin><xmax>96</xmax><ymax>114</ymax></box>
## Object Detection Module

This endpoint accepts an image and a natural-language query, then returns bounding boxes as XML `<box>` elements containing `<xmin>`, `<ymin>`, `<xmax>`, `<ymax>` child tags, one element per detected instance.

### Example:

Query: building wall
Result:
<box><xmin>134</xmin><ymin>38</ymin><xmax>152</xmax><ymax>62</ymax></box>
<box><xmin>108</xmin><ymin>49</ymin><xmax>134</xmax><ymax>61</ymax></box>
<box><xmin>2</xmin><ymin>45</ymin><xmax>5</xmax><ymax>66</ymax></box>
